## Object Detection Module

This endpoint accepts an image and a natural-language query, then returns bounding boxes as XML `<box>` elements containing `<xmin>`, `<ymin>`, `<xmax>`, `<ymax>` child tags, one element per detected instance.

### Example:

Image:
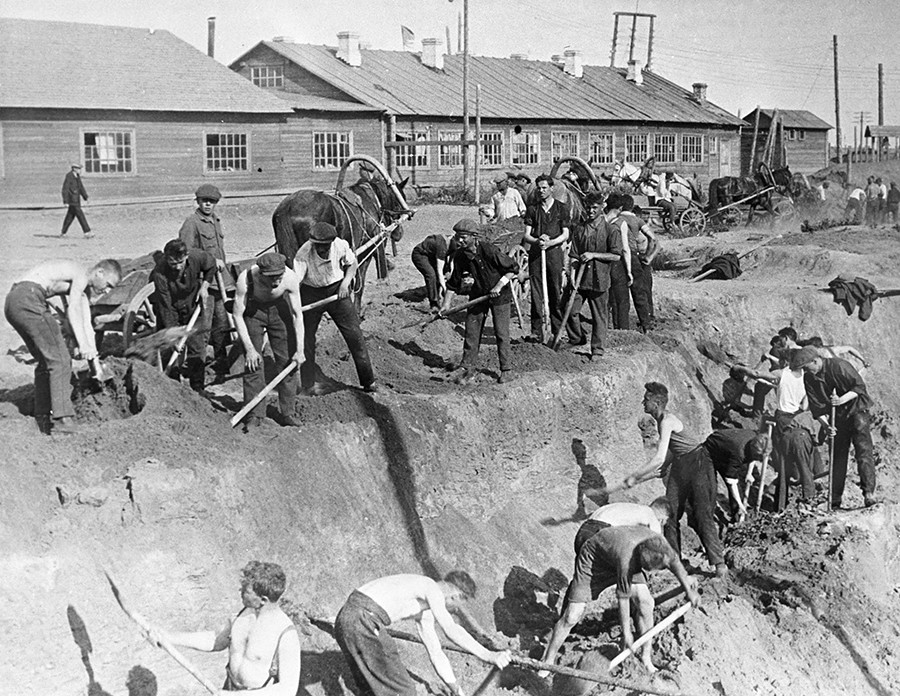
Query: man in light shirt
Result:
<box><xmin>294</xmin><ymin>221</ymin><xmax>376</xmax><ymax>394</ymax></box>
<box><xmin>491</xmin><ymin>174</ymin><xmax>526</xmax><ymax>221</ymax></box>
<box><xmin>845</xmin><ymin>184</ymin><xmax>865</xmax><ymax>224</ymax></box>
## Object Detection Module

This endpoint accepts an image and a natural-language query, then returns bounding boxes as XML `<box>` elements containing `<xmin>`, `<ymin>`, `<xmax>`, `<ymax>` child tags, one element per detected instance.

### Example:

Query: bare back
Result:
<box><xmin>239</xmin><ymin>266</ymin><xmax>301</xmax><ymax>304</ymax></box>
<box><xmin>356</xmin><ymin>574</ymin><xmax>443</xmax><ymax>623</ymax></box>
<box><xmin>20</xmin><ymin>260</ymin><xmax>88</xmax><ymax>299</ymax></box>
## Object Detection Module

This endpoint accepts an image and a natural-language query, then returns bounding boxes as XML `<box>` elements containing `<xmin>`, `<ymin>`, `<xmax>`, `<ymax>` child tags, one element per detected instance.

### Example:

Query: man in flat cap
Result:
<box><xmin>293</xmin><ymin>222</ymin><xmax>377</xmax><ymax>394</ymax></box>
<box><xmin>440</xmin><ymin>219</ymin><xmax>518</xmax><ymax>385</ymax></box>
<box><xmin>61</xmin><ymin>164</ymin><xmax>93</xmax><ymax>238</ymax></box>
<box><xmin>491</xmin><ymin>173</ymin><xmax>526</xmax><ymax>222</ymax></box>
<box><xmin>793</xmin><ymin>346</ymin><xmax>877</xmax><ymax>509</ymax></box>
<box><xmin>179</xmin><ymin>183</ymin><xmax>231</xmax><ymax>381</ymax></box>
<box><xmin>232</xmin><ymin>252</ymin><xmax>305</xmax><ymax>430</ymax></box>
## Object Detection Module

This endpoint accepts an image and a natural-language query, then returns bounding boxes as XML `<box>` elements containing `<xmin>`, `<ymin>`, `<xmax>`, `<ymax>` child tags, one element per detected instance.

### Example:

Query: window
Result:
<box><xmin>709</xmin><ymin>136</ymin><xmax>718</xmax><ymax>155</ymax></box>
<box><xmin>625</xmin><ymin>133</ymin><xmax>647</xmax><ymax>163</ymax></box>
<box><xmin>83</xmin><ymin>130</ymin><xmax>134</xmax><ymax>174</ymax></box>
<box><xmin>511</xmin><ymin>130</ymin><xmax>540</xmax><ymax>165</ymax></box>
<box><xmin>681</xmin><ymin>134</ymin><xmax>703</xmax><ymax>163</ymax></box>
<box><xmin>205</xmin><ymin>133</ymin><xmax>248</xmax><ymax>172</ymax></box>
<box><xmin>589</xmin><ymin>132</ymin><xmax>614</xmax><ymax>164</ymax></box>
<box><xmin>313</xmin><ymin>132</ymin><xmax>352</xmax><ymax>169</ymax></box>
<box><xmin>653</xmin><ymin>133</ymin><xmax>676</xmax><ymax>164</ymax></box>
<box><xmin>480</xmin><ymin>131</ymin><xmax>503</xmax><ymax>167</ymax></box>
<box><xmin>395</xmin><ymin>132</ymin><xmax>429</xmax><ymax>168</ymax></box>
<box><xmin>551</xmin><ymin>131</ymin><xmax>579</xmax><ymax>160</ymax></box>
<box><xmin>250</xmin><ymin>65</ymin><xmax>283</xmax><ymax>88</ymax></box>
<box><xmin>797</xmin><ymin>129</ymin><xmax>805</xmax><ymax>141</ymax></box>
<box><xmin>438</xmin><ymin>131</ymin><xmax>463</xmax><ymax>168</ymax></box>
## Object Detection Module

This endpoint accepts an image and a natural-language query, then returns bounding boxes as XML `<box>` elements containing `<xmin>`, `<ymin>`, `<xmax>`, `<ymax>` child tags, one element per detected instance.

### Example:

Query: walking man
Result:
<box><xmin>523</xmin><ymin>174</ymin><xmax>570</xmax><ymax>343</ymax></box>
<box><xmin>411</xmin><ymin>234</ymin><xmax>453</xmax><ymax>309</ymax></box>
<box><xmin>491</xmin><ymin>174</ymin><xmax>526</xmax><ymax>221</ymax></box>
<box><xmin>232</xmin><ymin>252</ymin><xmax>304</xmax><ymax>430</ymax></box>
<box><xmin>441</xmin><ymin>219</ymin><xmax>519</xmax><ymax>384</ymax></box>
<box><xmin>151</xmin><ymin>561</ymin><xmax>301</xmax><ymax>694</ymax></box>
<box><xmin>61</xmin><ymin>164</ymin><xmax>93</xmax><ymax>238</ymax></box>
<box><xmin>4</xmin><ymin>259</ymin><xmax>121</xmax><ymax>434</ymax></box>
<box><xmin>793</xmin><ymin>346</ymin><xmax>877</xmax><ymax>509</ymax></box>
<box><xmin>293</xmin><ymin>222</ymin><xmax>377</xmax><ymax>394</ymax></box>
<box><xmin>335</xmin><ymin>572</ymin><xmax>511</xmax><ymax>696</ymax></box>
<box><xmin>179</xmin><ymin>184</ymin><xmax>231</xmax><ymax>380</ymax></box>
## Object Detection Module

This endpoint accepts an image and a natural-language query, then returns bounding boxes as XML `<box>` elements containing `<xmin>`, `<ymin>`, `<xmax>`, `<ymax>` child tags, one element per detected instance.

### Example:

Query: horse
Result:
<box><xmin>707</xmin><ymin>165</ymin><xmax>792</xmax><ymax>225</ymax></box>
<box><xmin>611</xmin><ymin>160</ymin><xmax>702</xmax><ymax>204</ymax></box>
<box><xmin>272</xmin><ymin>158</ymin><xmax>411</xmax><ymax>306</ymax></box>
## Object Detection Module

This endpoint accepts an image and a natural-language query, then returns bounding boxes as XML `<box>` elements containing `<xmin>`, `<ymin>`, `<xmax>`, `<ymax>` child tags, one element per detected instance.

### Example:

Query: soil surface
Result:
<box><xmin>1</xmin><ymin>198</ymin><xmax>899</xmax><ymax>696</ymax></box>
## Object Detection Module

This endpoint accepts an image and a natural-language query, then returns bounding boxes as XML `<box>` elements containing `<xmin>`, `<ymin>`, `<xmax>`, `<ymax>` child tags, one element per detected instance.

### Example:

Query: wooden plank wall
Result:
<box><xmin>232</xmin><ymin>44</ymin><xmax>356</xmax><ymax>102</ymax></box>
<box><xmin>740</xmin><ymin>130</ymin><xmax>829</xmax><ymax>175</ymax></box>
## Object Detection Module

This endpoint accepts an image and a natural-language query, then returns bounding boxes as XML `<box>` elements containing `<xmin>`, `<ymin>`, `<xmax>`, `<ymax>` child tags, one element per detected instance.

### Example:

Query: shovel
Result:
<box><xmin>164</xmin><ymin>301</ymin><xmax>203</xmax><ymax>375</ymax></box>
<box><xmin>401</xmin><ymin>295</ymin><xmax>490</xmax><ymax>330</ymax></box>
<box><xmin>755</xmin><ymin>421</ymin><xmax>775</xmax><ymax>510</ymax></box>
<box><xmin>827</xmin><ymin>396</ymin><xmax>836</xmax><ymax>511</ymax></box>
<box><xmin>540</xmin><ymin>246</ymin><xmax>551</xmax><ymax>341</ymax></box>
<box><xmin>230</xmin><ymin>361</ymin><xmax>298</xmax><ymax>427</ymax></box>
<box><xmin>551</xmin><ymin>264</ymin><xmax>587</xmax><ymax>351</ymax></box>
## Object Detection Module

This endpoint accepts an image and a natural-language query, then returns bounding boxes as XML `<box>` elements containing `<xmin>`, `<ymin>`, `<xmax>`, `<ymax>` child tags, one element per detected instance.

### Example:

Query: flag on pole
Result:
<box><xmin>401</xmin><ymin>25</ymin><xmax>415</xmax><ymax>51</ymax></box>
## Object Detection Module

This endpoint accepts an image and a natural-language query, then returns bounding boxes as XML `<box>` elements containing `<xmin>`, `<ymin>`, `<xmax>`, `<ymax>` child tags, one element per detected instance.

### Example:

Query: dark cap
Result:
<box><xmin>309</xmin><ymin>221</ymin><xmax>338</xmax><ymax>243</ymax></box>
<box><xmin>257</xmin><ymin>252</ymin><xmax>286</xmax><ymax>276</ymax></box>
<box><xmin>515</xmin><ymin>173</ymin><xmax>532</xmax><ymax>183</ymax></box>
<box><xmin>452</xmin><ymin>218</ymin><xmax>479</xmax><ymax>236</ymax></box>
<box><xmin>195</xmin><ymin>184</ymin><xmax>221</xmax><ymax>202</ymax></box>
<box><xmin>790</xmin><ymin>346</ymin><xmax>819</xmax><ymax>370</ymax></box>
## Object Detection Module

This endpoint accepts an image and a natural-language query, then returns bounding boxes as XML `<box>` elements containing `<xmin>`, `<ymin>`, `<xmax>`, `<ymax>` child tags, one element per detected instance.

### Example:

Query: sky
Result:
<box><xmin>3</xmin><ymin>0</ymin><xmax>899</xmax><ymax>145</ymax></box>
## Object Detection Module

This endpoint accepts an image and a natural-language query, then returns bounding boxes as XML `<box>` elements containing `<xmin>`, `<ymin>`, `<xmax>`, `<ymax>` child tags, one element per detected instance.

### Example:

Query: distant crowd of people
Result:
<box><xmin>843</xmin><ymin>176</ymin><xmax>900</xmax><ymax>226</ymax></box>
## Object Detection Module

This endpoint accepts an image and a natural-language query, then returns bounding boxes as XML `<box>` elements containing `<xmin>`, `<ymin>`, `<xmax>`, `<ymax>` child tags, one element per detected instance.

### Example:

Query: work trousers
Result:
<box><xmin>888</xmin><ymin>203</ymin><xmax>899</xmax><ymax>224</ymax></box>
<box><xmin>845</xmin><ymin>199</ymin><xmax>863</xmax><ymax>224</ymax></box>
<box><xmin>208</xmin><ymin>292</ymin><xmax>231</xmax><ymax>371</ymax></box>
<box><xmin>461</xmin><ymin>296</ymin><xmax>511</xmax><ymax>372</ymax></box>
<box><xmin>664</xmin><ymin>445</ymin><xmax>725</xmax><ymax>566</ymax></box>
<box><xmin>242</xmin><ymin>299</ymin><xmax>297</xmax><ymax>419</ymax></box>
<box><xmin>658</xmin><ymin>200</ymin><xmax>677</xmax><ymax>230</ymax></box>
<box><xmin>565</xmin><ymin>288</ymin><xmax>608</xmax><ymax>354</ymax></box>
<box><xmin>300</xmin><ymin>281</ymin><xmax>374</xmax><ymax>389</ymax></box>
<box><xmin>411</xmin><ymin>249</ymin><xmax>442</xmax><ymax>307</ymax></box>
<box><xmin>831</xmin><ymin>411</ymin><xmax>877</xmax><ymax>505</ymax></box>
<box><xmin>61</xmin><ymin>204</ymin><xmax>91</xmax><ymax>235</ymax></box>
<box><xmin>773</xmin><ymin>412</ymin><xmax>817</xmax><ymax>508</ymax></box>
<box><xmin>159</xmin><ymin>296</ymin><xmax>213</xmax><ymax>391</ymax></box>
<box><xmin>528</xmin><ymin>247</ymin><xmax>564</xmax><ymax>341</ymax></box>
<box><xmin>865</xmin><ymin>199</ymin><xmax>879</xmax><ymax>226</ymax></box>
<box><xmin>4</xmin><ymin>282</ymin><xmax>75</xmax><ymax>419</ymax></box>
<box><xmin>609</xmin><ymin>260</ymin><xmax>652</xmax><ymax>330</ymax></box>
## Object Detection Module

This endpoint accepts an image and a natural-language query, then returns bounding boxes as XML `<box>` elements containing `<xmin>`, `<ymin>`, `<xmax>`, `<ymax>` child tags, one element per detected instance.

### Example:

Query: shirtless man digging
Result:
<box><xmin>4</xmin><ymin>259</ymin><xmax>121</xmax><ymax>434</ymax></box>
<box><xmin>153</xmin><ymin>561</ymin><xmax>301</xmax><ymax>694</ymax></box>
<box><xmin>335</xmin><ymin>572</ymin><xmax>511</xmax><ymax>696</ymax></box>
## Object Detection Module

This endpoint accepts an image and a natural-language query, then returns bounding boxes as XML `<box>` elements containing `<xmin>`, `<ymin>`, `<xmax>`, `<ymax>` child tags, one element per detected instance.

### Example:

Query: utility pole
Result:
<box><xmin>449</xmin><ymin>0</ymin><xmax>470</xmax><ymax>195</ymax></box>
<box><xmin>832</xmin><ymin>35</ymin><xmax>842</xmax><ymax>168</ymax></box>
<box><xmin>877</xmin><ymin>63</ymin><xmax>884</xmax><ymax>162</ymax></box>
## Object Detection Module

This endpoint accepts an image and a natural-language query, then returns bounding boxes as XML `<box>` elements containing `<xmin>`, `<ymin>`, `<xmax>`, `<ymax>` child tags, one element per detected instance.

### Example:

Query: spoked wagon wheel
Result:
<box><xmin>721</xmin><ymin>207</ymin><xmax>745</xmax><ymax>228</ymax></box>
<box><xmin>772</xmin><ymin>199</ymin><xmax>796</xmax><ymax>224</ymax></box>
<box><xmin>122</xmin><ymin>282</ymin><xmax>158</xmax><ymax>350</ymax></box>
<box><xmin>677</xmin><ymin>207</ymin><xmax>707</xmax><ymax>237</ymax></box>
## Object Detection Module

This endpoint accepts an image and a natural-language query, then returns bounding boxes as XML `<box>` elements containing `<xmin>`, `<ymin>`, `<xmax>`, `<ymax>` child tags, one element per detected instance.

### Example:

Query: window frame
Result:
<box><xmin>81</xmin><ymin>128</ymin><xmax>136</xmax><ymax>176</ymax></box>
<box><xmin>652</xmin><ymin>133</ymin><xmax>677</xmax><ymax>164</ymax></box>
<box><xmin>551</xmin><ymin>130</ymin><xmax>580</xmax><ymax>161</ymax></box>
<box><xmin>680</xmin><ymin>134</ymin><xmax>704</xmax><ymax>164</ymax></box>
<box><xmin>204</xmin><ymin>131</ymin><xmax>250</xmax><ymax>174</ymax></box>
<box><xmin>394</xmin><ymin>131</ymin><xmax>430</xmax><ymax>169</ymax></box>
<box><xmin>313</xmin><ymin>131</ymin><xmax>353</xmax><ymax>170</ymax></box>
<box><xmin>250</xmin><ymin>65</ymin><xmax>284</xmax><ymax>88</ymax></box>
<box><xmin>624</xmin><ymin>133</ymin><xmax>648</xmax><ymax>163</ymax></box>
<box><xmin>480</xmin><ymin>130</ymin><xmax>503</xmax><ymax>167</ymax></box>
<box><xmin>510</xmin><ymin>129</ymin><xmax>540</xmax><ymax>166</ymax></box>
<box><xmin>588</xmin><ymin>132</ymin><xmax>615</xmax><ymax>165</ymax></box>
<box><xmin>438</xmin><ymin>130</ymin><xmax>463</xmax><ymax>169</ymax></box>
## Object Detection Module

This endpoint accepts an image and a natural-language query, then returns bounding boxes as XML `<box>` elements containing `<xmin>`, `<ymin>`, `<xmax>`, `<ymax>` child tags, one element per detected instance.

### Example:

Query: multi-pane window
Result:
<box><xmin>551</xmin><ymin>131</ymin><xmax>579</xmax><ymax>160</ymax></box>
<box><xmin>83</xmin><ymin>131</ymin><xmax>133</xmax><ymax>174</ymax></box>
<box><xmin>625</xmin><ymin>133</ymin><xmax>647</xmax><ymax>163</ymax></box>
<box><xmin>653</xmin><ymin>133</ymin><xmax>676</xmax><ymax>164</ymax></box>
<box><xmin>589</xmin><ymin>133</ymin><xmax>614</xmax><ymax>164</ymax></box>
<box><xmin>709</xmin><ymin>135</ymin><xmax>719</xmax><ymax>155</ymax></box>
<box><xmin>438</xmin><ymin>131</ymin><xmax>463</xmax><ymax>168</ymax></box>
<box><xmin>250</xmin><ymin>65</ymin><xmax>284</xmax><ymax>88</ymax></box>
<box><xmin>205</xmin><ymin>133</ymin><xmax>248</xmax><ymax>172</ymax></box>
<box><xmin>681</xmin><ymin>134</ymin><xmax>703</xmax><ymax>163</ymax></box>
<box><xmin>395</xmin><ymin>132</ymin><xmax>429</xmax><ymax>168</ymax></box>
<box><xmin>511</xmin><ymin>130</ymin><xmax>540</xmax><ymax>165</ymax></box>
<box><xmin>480</xmin><ymin>131</ymin><xmax>503</xmax><ymax>166</ymax></box>
<box><xmin>313</xmin><ymin>132</ymin><xmax>352</xmax><ymax>169</ymax></box>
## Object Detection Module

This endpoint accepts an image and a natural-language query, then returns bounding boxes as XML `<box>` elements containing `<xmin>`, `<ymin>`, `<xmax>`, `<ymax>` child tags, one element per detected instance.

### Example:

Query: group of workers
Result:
<box><xmin>845</xmin><ymin>177</ymin><xmax>900</xmax><ymax>226</ymax></box>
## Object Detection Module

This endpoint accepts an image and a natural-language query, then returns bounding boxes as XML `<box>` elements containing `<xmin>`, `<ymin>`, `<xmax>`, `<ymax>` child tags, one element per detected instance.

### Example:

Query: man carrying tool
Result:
<box><xmin>704</xmin><ymin>429</ymin><xmax>769</xmax><ymax>522</ymax></box>
<box><xmin>233</xmin><ymin>252</ymin><xmax>304</xmax><ymax>430</ymax></box>
<box><xmin>574</xmin><ymin>499</ymin><xmax>671</xmax><ymax>553</ymax></box>
<box><xmin>491</xmin><ymin>173</ymin><xmax>526</xmax><ymax>221</ymax></box>
<box><xmin>523</xmin><ymin>174</ymin><xmax>570</xmax><ymax>343</ymax></box>
<box><xmin>4</xmin><ymin>258</ymin><xmax>121</xmax><ymax>435</ymax></box>
<box><xmin>334</xmin><ymin>572</ymin><xmax>512</xmax><ymax>696</ymax></box>
<box><xmin>151</xmin><ymin>561</ymin><xmax>301</xmax><ymax>694</ymax></box>
<box><xmin>793</xmin><ymin>346</ymin><xmax>878</xmax><ymax>509</ymax></box>
<box><xmin>179</xmin><ymin>184</ymin><xmax>231</xmax><ymax>381</ymax></box>
<box><xmin>564</xmin><ymin>192</ymin><xmax>622</xmax><ymax>358</ymax></box>
<box><xmin>441</xmin><ymin>219</ymin><xmax>518</xmax><ymax>385</ymax></box>
<box><xmin>293</xmin><ymin>221</ymin><xmax>377</xmax><ymax>394</ymax></box>
<box><xmin>411</xmin><ymin>234</ymin><xmax>454</xmax><ymax>310</ymax></box>
<box><xmin>624</xmin><ymin>382</ymin><xmax>728</xmax><ymax>578</ymax></box>
<box><xmin>151</xmin><ymin>239</ymin><xmax>217</xmax><ymax>392</ymax></box>
<box><xmin>540</xmin><ymin>525</ymin><xmax>699</xmax><ymax>675</ymax></box>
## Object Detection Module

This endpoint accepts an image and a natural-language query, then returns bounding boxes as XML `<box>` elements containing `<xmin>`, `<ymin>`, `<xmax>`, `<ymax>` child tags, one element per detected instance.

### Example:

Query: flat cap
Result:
<box><xmin>493</xmin><ymin>173</ymin><xmax>509</xmax><ymax>184</ymax></box>
<box><xmin>790</xmin><ymin>346</ymin><xmax>819</xmax><ymax>371</ymax></box>
<box><xmin>257</xmin><ymin>252</ymin><xmax>286</xmax><ymax>276</ymax></box>
<box><xmin>194</xmin><ymin>184</ymin><xmax>221</xmax><ymax>202</ymax></box>
<box><xmin>71</xmin><ymin>163</ymin><xmax>82</xmax><ymax>169</ymax></box>
<box><xmin>309</xmin><ymin>221</ymin><xmax>338</xmax><ymax>242</ymax></box>
<box><xmin>452</xmin><ymin>218</ymin><xmax>480</xmax><ymax>235</ymax></box>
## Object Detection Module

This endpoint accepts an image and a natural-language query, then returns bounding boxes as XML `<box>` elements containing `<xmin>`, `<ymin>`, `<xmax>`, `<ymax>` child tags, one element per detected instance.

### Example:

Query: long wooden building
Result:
<box><xmin>740</xmin><ymin>109</ymin><xmax>832</xmax><ymax>175</ymax></box>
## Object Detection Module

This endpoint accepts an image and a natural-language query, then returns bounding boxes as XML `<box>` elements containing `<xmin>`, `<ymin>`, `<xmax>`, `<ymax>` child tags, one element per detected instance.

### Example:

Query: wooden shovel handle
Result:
<box><xmin>607</xmin><ymin>602</ymin><xmax>692</xmax><ymax>671</ymax></box>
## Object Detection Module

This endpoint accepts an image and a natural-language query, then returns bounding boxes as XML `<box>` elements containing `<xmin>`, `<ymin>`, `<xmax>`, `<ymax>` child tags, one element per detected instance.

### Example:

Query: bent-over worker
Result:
<box><xmin>574</xmin><ymin>499</ymin><xmax>671</xmax><ymax>554</ymax></box>
<box><xmin>411</xmin><ymin>234</ymin><xmax>454</xmax><ymax>309</ymax></box>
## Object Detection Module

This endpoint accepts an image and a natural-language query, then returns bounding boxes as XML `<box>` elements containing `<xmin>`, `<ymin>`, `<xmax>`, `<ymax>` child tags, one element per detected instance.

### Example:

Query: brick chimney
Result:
<box><xmin>207</xmin><ymin>16</ymin><xmax>215</xmax><ymax>58</ymax></box>
<box><xmin>692</xmin><ymin>82</ymin><xmax>708</xmax><ymax>106</ymax></box>
<box><xmin>337</xmin><ymin>31</ymin><xmax>361</xmax><ymax>67</ymax></box>
<box><xmin>550</xmin><ymin>54</ymin><xmax>562</xmax><ymax>65</ymax></box>
<box><xmin>563</xmin><ymin>49</ymin><xmax>583</xmax><ymax>78</ymax></box>
<box><xmin>627</xmin><ymin>59</ymin><xmax>643</xmax><ymax>85</ymax></box>
<box><xmin>510</xmin><ymin>53</ymin><xmax>527</xmax><ymax>60</ymax></box>
<box><xmin>421</xmin><ymin>38</ymin><xmax>444</xmax><ymax>70</ymax></box>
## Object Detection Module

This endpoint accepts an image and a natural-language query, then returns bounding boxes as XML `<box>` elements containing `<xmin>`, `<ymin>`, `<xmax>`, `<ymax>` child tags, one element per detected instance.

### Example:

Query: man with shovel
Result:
<box><xmin>4</xmin><ymin>258</ymin><xmax>121</xmax><ymax>435</ymax></box>
<box><xmin>441</xmin><ymin>219</ymin><xmax>519</xmax><ymax>385</ymax></box>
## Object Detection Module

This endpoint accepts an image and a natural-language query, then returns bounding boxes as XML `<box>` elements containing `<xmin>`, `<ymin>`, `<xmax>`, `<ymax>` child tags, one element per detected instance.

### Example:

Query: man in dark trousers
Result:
<box><xmin>61</xmin><ymin>164</ymin><xmax>93</xmax><ymax>238</ymax></box>
<box><xmin>565</xmin><ymin>192</ymin><xmax>623</xmax><ymax>358</ymax></box>
<box><xmin>411</xmin><ymin>234</ymin><xmax>453</xmax><ymax>309</ymax></box>
<box><xmin>523</xmin><ymin>174</ymin><xmax>570</xmax><ymax>343</ymax></box>
<box><xmin>793</xmin><ymin>346</ymin><xmax>877</xmax><ymax>508</ymax></box>
<box><xmin>293</xmin><ymin>222</ymin><xmax>376</xmax><ymax>394</ymax></box>
<box><xmin>151</xmin><ymin>239</ymin><xmax>217</xmax><ymax>392</ymax></box>
<box><xmin>604</xmin><ymin>194</ymin><xmax>634</xmax><ymax>330</ymax></box>
<box><xmin>179</xmin><ymin>184</ymin><xmax>231</xmax><ymax>380</ymax></box>
<box><xmin>704</xmin><ymin>428</ymin><xmax>768</xmax><ymax>522</ymax></box>
<box><xmin>441</xmin><ymin>219</ymin><xmax>518</xmax><ymax>385</ymax></box>
<box><xmin>618</xmin><ymin>195</ymin><xmax>654</xmax><ymax>332</ymax></box>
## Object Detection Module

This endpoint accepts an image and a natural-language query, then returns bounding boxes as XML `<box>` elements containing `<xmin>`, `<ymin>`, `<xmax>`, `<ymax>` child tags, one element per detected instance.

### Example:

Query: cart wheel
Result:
<box><xmin>122</xmin><ymin>282</ymin><xmax>158</xmax><ymax>349</ymax></box>
<box><xmin>773</xmin><ymin>199</ymin><xmax>796</xmax><ymax>223</ymax></box>
<box><xmin>677</xmin><ymin>207</ymin><xmax>707</xmax><ymax>237</ymax></box>
<box><xmin>509</xmin><ymin>244</ymin><xmax>529</xmax><ymax>285</ymax></box>
<box><xmin>721</xmin><ymin>207</ymin><xmax>745</xmax><ymax>228</ymax></box>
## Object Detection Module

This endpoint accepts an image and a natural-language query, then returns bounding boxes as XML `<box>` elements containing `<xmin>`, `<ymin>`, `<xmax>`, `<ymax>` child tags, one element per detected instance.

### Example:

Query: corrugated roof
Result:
<box><xmin>744</xmin><ymin>108</ymin><xmax>832</xmax><ymax>131</ymax></box>
<box><xmin>238</xmin><ymin>41</ymin><xmax>743</xmax><ymax>127</ymax></box>
<box><xmin>269</xmin><ymin>91</ymin><xmax>381</xmax><ymax>112</ymax></box>
<box><xmin>0</xmin><ymin>18</ymin><xmax>293</xmax><ymax>113</ymax></box>
<box><xmin>865</xmin><ymin>125</ymin><xmax>900</xmax><ymax>138</ymax></box>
